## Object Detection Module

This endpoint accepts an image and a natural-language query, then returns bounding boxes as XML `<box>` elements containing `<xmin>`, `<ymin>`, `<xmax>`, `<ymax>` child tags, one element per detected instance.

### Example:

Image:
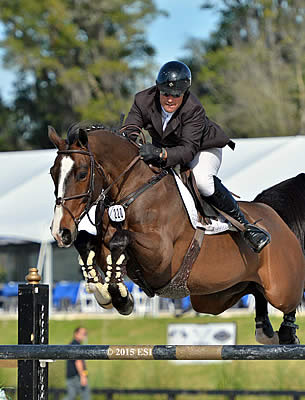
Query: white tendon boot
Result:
<box><xmin>79</xmin><ymin>250</ymin><xmax>113</xmax><ymax>309</ymax></box>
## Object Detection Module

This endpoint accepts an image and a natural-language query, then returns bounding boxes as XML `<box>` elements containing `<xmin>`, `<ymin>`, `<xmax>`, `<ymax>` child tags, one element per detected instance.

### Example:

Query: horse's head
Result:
<box><xmin>49</xmin><ymin>125</ymin><xmax>95</xmax><ymax>247</ymax></box>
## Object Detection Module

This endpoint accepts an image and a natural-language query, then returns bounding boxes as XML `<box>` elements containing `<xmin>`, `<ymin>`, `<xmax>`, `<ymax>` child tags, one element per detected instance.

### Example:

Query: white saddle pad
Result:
<box><xmin>172</xmin><ymin>170</ymin><xmax>233</xmax><ymax>235</ymax></box>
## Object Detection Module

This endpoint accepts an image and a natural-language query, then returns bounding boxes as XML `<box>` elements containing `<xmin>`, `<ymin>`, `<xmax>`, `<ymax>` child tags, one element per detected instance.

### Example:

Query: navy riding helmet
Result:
<box><xmin>156</xmin><ymin>61</ymin><xmax>192</xmax><ymax>97</ymax></box>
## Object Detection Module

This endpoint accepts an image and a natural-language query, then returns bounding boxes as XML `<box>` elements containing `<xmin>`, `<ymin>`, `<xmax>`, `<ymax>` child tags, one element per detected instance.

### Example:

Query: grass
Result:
<box><xmin>1</xmin><ymin>313</ymin><xmax>305</xmax><ymax>399</ymax></box>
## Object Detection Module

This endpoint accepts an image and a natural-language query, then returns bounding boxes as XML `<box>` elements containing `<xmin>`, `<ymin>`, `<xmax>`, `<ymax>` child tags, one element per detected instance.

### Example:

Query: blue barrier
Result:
<box><xmin>52</xmin><ymin>281</ymin><xmax>80</xmax><ymax>308</ymax></box>
<box><xmin>2</xmin><ymin>282</ymin><xmax>19</xmax><ymax>297</ymax></box>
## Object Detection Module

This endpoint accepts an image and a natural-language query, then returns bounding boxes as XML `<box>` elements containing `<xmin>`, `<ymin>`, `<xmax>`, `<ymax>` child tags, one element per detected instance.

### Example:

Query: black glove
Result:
<box><xmin>139</xmin><ymin>143</ymin><xmax>162</xmax><ymax>163</ymax></box>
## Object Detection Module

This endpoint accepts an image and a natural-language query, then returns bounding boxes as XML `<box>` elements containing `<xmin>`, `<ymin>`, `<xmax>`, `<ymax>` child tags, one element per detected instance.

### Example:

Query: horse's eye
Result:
<box><xmin>77</xmin><ymin>170</ymin><xmax>88</xmax><ymax>181</ymax></box>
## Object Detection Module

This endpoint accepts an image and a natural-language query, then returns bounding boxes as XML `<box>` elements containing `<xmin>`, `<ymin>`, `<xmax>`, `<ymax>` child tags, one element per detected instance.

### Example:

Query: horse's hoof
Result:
<box><xmin>278</xmin><ymin>332</ymin><xmax>300</xmax><ymax>345</ymax></box>
<box><xmin>89</xmin><ymin>282</ymin><xmax>113</xmax><ymax>309</ymax></box>
<box><xmin>256</xmin><ymin>328</ymin><xmax>279</xmax><ymax>344</ymax></box>
<box><xmin>255</xmin><ymin>316</ymin><xmax>277</xmax><ymax>344</ymax></box>
<box><xmin>293</xmin><ymin>336</ymin><xmax>300</xmax><ymax>344</ymax></box>
<box><xmin>98</xmin><ymin>301</ymin><xmax>113</xmax><ymax>310</ymax></box>
<box><xmin>115</xmin><ymin>292</ymin><xmax>134</xmax><ymax>316</ymax></box>
<box><xmin>278</xmin><ymin>322</ymin><xmax>300</xmax><ymax>345</ymax></box>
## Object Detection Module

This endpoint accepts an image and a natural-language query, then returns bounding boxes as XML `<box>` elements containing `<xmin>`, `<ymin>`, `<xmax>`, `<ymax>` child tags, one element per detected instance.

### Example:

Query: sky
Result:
<box><xmin>0</xmin><ymin>1</ymin><xmax>219</xmax><ymax>102</ymax></box>
<box><xmin>148</xmin><ymin>0</ymin><xmax>219</xmax><ymax>65</ymax></box>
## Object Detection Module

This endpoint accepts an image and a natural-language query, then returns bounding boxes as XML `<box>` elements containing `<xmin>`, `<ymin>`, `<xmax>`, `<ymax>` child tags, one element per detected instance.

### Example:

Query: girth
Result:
<box><xmin>155</xmin><ymin>228</ymin><xmax>205</xmax><ymax>299</ymax></box>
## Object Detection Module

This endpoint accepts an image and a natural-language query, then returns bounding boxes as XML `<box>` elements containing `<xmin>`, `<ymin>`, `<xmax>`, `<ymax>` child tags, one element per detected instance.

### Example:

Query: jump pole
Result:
<box><xmin>1</xmin><ymin>344</ymin><xmax>305</xmax><ymax>361</ymax></box>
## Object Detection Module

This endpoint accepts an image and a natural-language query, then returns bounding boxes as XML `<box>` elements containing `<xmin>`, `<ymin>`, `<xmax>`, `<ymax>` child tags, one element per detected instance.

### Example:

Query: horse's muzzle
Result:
<box><xmin>52</xmin><ymin>227</ymin><xmax>77</xmax><ymax>248</ymax></box>
<box><xmin>61</xmin><ymin>228</ymin><xmax>76</xmax><ymax>247</ymax></box>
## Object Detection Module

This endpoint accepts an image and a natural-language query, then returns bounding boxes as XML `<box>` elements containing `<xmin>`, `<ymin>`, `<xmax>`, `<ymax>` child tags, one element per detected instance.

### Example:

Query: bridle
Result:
<box><xmin>55</xmin><ymin>145</ymin><xmax>141</xmax><ymax>228</ymax></box>
<box><xmin>53</xmin><ymin>125</ymin><xmax>167</xmax><ymax>231</ymax></box>
<box><xmin>55</xmin><ymin>148</ymin><xmax>96</xmax><ymax>227</ymax></box>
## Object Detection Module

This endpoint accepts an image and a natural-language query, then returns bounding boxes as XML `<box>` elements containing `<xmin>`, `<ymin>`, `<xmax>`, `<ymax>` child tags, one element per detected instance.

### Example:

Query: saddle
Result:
<box><xmin>180</xmin><ymin>169</ymin><xmax>218</xmax><ymax>224</ymax></box>
<box><xmin>180</xmin><ymin>168</ymin><xmax>242</xmax><ymax>233</ymax></box>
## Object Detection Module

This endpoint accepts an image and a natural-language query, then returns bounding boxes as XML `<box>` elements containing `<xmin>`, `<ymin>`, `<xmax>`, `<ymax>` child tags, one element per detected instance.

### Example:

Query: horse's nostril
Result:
<box><xmin>61</xmin><ymin>229</ymin><xmax>72</xmax><ymax>245</ymax></box>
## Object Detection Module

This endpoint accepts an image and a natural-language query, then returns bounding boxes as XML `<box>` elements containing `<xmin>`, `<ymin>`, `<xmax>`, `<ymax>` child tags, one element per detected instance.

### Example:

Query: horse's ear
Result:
<box><xmin>78</xmin><ymin>128</ymin><xmax>88</xmax><ymax>147</ymax></box>
<box><xmin>48</xmin><ymin>126</ymin><xmax>65</xmax><ymax>150</ymax></box>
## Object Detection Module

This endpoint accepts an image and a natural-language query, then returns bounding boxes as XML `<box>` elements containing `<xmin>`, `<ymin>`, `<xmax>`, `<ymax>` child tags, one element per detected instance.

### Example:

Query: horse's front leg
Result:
<box><xmin>75</xmin><ymin>230</ymin><xmax>113</xmax><ymax>310</ymax></box>
<box><xmin>104</xmin><ymin>229</ymin><xmax>134</xmax><ymax>315</ymax></box>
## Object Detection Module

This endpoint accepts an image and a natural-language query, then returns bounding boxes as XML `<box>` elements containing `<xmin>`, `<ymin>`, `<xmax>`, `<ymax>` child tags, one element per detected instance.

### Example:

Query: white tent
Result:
<box><xmin>0</xmin><ymin>136</ymin><xmax>304</xmax><ymax>292</ymax></box>
<box><xmin>220</xmin><ymin>135</ymin><xmax>305</xmax><ymax>200</ymax></box>
<box><xmin>0</xmin><ymin>149</ymin><xmax>56</xmax><ymax>243</ymax></box>
<box><xmin>0</xmin><ymin>149</ymin><xmax>57</xmax><ymax>309</ymax></box>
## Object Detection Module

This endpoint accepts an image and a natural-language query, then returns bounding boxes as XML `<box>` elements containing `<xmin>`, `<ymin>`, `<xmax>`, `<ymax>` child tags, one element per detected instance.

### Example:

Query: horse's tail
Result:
<box><xmin>254</xmin><ymin>173</ymin><xmax>305</xmax><ymax>256</ymax></box>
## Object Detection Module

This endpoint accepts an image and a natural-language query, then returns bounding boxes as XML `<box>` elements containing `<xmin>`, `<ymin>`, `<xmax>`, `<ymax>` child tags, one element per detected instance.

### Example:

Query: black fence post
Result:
<box><xmin>18</xmin><ymin>267</ymin><xmax>49</xmax><ymax>400</ymax></box>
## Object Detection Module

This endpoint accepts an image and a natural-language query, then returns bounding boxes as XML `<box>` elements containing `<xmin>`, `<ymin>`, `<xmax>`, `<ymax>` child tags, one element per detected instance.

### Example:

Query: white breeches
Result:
<box><xmin>188</xmin><ymin>148</ymin><xmax>222</xmax><ymax>197</ymax></box>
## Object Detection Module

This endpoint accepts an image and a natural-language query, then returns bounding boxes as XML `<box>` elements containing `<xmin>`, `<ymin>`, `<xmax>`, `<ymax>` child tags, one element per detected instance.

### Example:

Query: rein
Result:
<box><xmin>92</xmin><ymin>155</ymin><xmax>141</xmax><ymax>208</ymax></box>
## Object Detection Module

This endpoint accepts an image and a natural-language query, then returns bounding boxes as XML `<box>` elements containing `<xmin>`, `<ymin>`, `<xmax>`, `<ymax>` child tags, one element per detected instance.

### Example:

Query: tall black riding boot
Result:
<box><xmin>206</xmin><ymin>176</ymin><xmax>271</xmax><ymax>253</ymax></box>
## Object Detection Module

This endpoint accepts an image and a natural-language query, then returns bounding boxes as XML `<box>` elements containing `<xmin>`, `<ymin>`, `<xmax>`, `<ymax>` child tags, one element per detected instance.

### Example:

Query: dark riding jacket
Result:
<box><xmin>124</xmin><ymin>85</ymin><xmax>234</xmax><ymax>167</ymax></box>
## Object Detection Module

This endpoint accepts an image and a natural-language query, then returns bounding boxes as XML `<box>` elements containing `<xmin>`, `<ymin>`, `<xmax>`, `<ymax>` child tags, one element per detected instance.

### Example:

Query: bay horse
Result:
<box><xmin>48</xmin><ymin>123</ymin><xmax>305</xmax><ymax>345</ymax></box>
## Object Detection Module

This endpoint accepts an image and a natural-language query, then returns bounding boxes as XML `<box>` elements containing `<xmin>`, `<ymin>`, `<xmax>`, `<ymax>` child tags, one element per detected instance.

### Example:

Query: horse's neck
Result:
<box><xmin>91</xmin><ymin>132</ymin><xmax>136</xmax><ymax>169</ymax></box>
<box><xmin>90</xmin><ymin>132</ymin><xmax>148</xmax><ymax>196</ymax></box>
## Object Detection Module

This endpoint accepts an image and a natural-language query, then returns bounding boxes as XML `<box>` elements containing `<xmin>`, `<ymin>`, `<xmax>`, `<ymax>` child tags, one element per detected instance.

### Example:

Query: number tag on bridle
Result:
<box><xmin>108</xmin><ymin>205</ymin><xmax>125</xmax><ymax>222</ymax></box>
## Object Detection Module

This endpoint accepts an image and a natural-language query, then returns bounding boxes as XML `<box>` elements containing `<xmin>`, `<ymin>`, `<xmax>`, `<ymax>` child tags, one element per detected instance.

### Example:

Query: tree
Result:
<box><xmin>0</xmin><ymin>95</ymin><xmax>22</xmax><ymax>150</ymax></box>
<box><xmin>186</xmin><ymin>0</ymin><xmax>305</xmax><ymax>137</ymax></box>
<box><xmin>0</xmin><ymin>0</ymin><xmax>162</xmax><ymax>148</ymax></box>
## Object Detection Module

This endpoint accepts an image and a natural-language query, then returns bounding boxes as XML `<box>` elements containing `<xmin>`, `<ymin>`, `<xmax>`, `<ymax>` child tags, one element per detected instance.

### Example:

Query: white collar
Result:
<box><xmin>161</xmin><ymin>106</ymin><xmax>174</xmax><ymax>131</ymax></box>
<box><xmin>161</xmin><ymin>106</ymin><xmax>174</xmax><ymax>118</ymax></box>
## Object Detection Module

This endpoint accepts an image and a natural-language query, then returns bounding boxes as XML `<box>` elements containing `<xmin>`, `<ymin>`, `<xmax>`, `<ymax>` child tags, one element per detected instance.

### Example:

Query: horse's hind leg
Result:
<box><xmin>278</xmin><ymin>311</ymin><xmax>300</xmax><ymax>344</ymax></box>
<box><xmin>253</xmin><ymin>287</ymin><xmax>279</xmax><ymax>344</ymax></box>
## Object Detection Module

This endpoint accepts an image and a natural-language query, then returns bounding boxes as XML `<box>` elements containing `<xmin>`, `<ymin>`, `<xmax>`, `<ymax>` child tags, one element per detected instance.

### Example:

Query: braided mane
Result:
<box><xmin>66</xmin><ymin>122</ymin><xmax>106</xmax><ymax>145</ymax></box>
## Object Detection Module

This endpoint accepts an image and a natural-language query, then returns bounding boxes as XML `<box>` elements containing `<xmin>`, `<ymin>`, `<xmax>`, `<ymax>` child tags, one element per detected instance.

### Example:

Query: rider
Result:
<box><xmin>124</xmin><ymin>60</ymin><xmax>270</xmax><ymax>253</ymax></box>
